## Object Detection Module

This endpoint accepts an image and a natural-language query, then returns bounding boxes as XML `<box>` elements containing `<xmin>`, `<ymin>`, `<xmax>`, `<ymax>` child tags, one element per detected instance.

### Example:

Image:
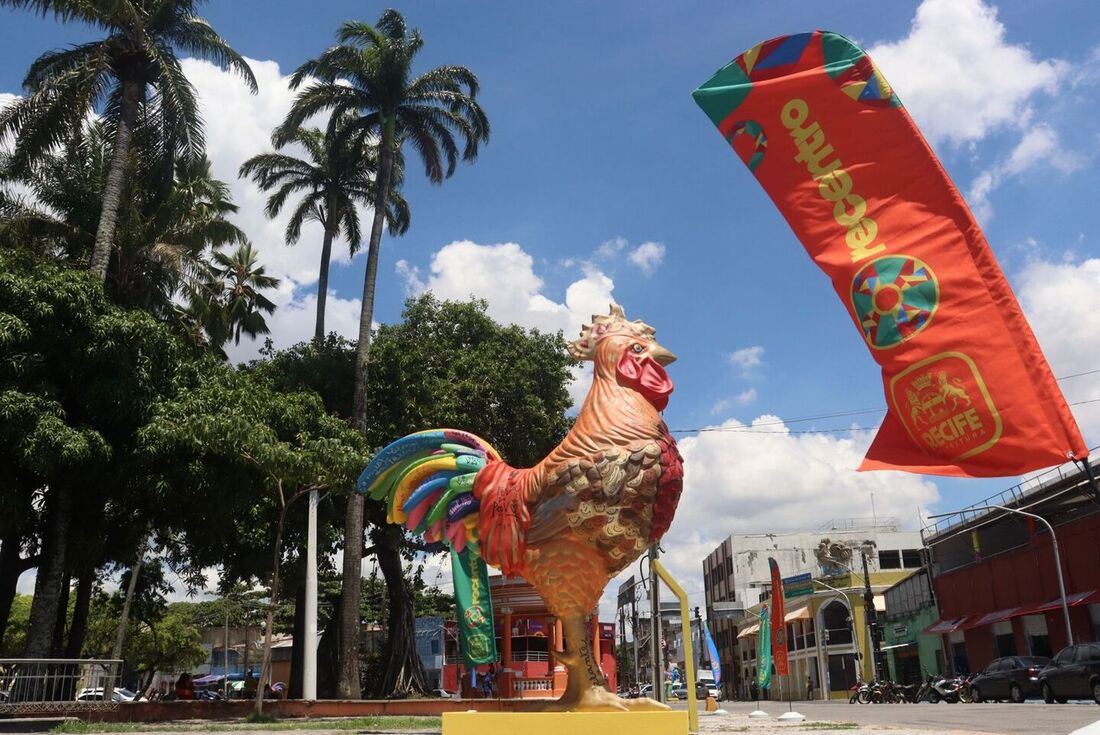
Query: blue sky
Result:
<box><xmin>4</xmin><ymin>0</ymin><xmax>1100</xmax><ymax>601</ymax></box>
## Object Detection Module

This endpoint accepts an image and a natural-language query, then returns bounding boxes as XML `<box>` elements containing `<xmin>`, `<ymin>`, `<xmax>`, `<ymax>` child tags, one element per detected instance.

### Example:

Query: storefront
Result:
<box><xmin>922</xmin><ymin>460</ymin><xmax>1100</xmax><ymax>675</ymax></box>
<box><xmin>882</xmin><ymin>568</ymin><xmax>943</xmax><ymax>685</ymax></box>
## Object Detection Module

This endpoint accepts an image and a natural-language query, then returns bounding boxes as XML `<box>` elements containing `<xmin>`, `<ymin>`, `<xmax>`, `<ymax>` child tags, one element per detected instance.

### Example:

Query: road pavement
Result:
<box><xmin>676</xmin><ymin>699</ymin><xmax>1100</xmax><ymax>735</ymax></box>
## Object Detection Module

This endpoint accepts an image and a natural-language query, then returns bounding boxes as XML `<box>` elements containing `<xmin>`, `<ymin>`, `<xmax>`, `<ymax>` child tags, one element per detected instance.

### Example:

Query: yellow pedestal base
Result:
<box><xmin>443</xmin><ymin>710</ymin><xmax>689</xmax><ymax>735</ymax></box>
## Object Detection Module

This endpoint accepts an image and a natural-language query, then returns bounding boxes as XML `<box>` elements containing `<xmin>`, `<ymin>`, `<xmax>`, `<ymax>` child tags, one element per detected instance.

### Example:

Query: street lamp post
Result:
<box><xmin>928</xmin><ymin>504</ymin><xmax>1073</xmax><ymax>646</ymax></box>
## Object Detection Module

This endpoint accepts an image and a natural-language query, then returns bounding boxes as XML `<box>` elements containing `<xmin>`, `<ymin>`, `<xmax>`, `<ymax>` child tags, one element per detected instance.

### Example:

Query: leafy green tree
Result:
<box><xmin>0</xmin><ymin>248</ymin><xmax>189</xmax><ymax>657</ymax></box>
<box><xmin>0</xmin><ymin>594</ymin><xmax>31</xmax><ymax>656</ymax></box>
<box><xmin>239</xmin><ymin>119</ymin><xmax>410</xmax><ymax>340</ymax></box>
<box><xmin>83</xmin><ymin>596</ymin><xmax>206</xmax><ymax>692</ymax></box>
<box><xmin>140</xmin><ymin>363</ymin><xmax>366</xmax><ymax>713</ymax></box>
<box><xmin>0</xmin><ymin>0</ymin><xmax>257</xmax><ymax>282</ymax></box>
<box><xmin>278</xmin><ymin>10</ymin><xmax>489</xmax><ymax>697</ymax></box>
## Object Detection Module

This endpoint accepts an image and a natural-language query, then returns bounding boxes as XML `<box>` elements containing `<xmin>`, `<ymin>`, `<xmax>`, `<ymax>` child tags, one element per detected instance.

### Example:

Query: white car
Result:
<box><xmin>75</xmin><ymin>687</ymin><xmax>137</xmax><ymax>702</ymax></box>
<box><xmin>432</xmin><ymin>688</ymin><xmax>456</xmax><ymax>699</ymax></box>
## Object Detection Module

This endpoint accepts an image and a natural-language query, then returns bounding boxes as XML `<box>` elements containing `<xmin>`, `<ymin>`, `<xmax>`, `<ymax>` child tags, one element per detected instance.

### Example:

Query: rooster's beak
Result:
<box><xmin>650</xmin><ymin>345</ymin><xmax>677</xmax><ymax>366</ymax></box>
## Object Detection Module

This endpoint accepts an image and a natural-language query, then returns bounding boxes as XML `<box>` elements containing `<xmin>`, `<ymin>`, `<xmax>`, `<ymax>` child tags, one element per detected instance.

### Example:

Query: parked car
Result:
<box><xmin>1039</xmin><ymin>642</ymin><xmax>1100</xmax><ymax>704</ymax></box>
<box><xmin>969</xmin><ymin>655</ymin><xmax>1050</xmax><ymax>703</ymax></box>
<box><xmin>75</xmin><ymin>687</ymin><xmax>138</xmax><ymax>702</ymax></box>
<box><xmin>670</xmin><ymin>686</ymin><xmax>689</xmax><ymax>700</ymax></box>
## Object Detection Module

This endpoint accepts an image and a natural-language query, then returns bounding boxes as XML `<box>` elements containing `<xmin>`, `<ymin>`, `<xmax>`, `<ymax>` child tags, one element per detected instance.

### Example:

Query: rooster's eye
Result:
<box><xmin>631</xmin><ymin>344</ymin><xmax>644</xmax><ymax>354</ymax></box>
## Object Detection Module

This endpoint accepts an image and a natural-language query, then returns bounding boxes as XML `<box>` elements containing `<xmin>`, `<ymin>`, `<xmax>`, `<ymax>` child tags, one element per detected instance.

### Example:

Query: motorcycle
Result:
<box><xmin>849</xmin><ymin>680</ymin><xmax>871</xmax><ymax>704</ymax></box>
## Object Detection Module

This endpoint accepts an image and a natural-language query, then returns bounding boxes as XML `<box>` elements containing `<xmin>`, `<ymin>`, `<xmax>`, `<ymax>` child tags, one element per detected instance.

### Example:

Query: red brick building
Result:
<box><xmin>922</xmin><ymin>460</ymin><xmax>1100</xmax><ymax>674</ymax></box>
<box><xmin>442</xmin><ymin>575</ymin><xmax>617</xmax><ymax>698</ymax></box>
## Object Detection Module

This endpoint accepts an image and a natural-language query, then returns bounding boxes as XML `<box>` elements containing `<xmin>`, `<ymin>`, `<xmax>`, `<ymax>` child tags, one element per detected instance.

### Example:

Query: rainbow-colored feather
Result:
<box><xmin>356</xmin><ymin>429</ymin><xmax>501</xmax><ymax>553</ymax></box>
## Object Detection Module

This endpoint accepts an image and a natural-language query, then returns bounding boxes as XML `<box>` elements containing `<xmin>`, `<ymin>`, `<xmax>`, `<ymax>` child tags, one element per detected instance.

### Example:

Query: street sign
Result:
<box><xmin>782</xmin><ymin>572</ymin><xmax>813</xmax><ymax>599</ymax></box>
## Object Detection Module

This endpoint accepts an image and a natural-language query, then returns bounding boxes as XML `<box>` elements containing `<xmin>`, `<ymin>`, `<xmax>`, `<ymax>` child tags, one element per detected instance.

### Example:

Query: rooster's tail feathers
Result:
<box><xmin>356</xmin><ymin>429</ymin><xmax>501</xmax><ymax>552</ymax></box>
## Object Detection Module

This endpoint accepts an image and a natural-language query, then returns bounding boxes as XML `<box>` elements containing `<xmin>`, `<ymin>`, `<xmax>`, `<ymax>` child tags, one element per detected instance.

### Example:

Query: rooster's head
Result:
<box><xmin>568</xmin><ymin>303</ymin><xmax>676</xmax><ymax>411</ymax></box>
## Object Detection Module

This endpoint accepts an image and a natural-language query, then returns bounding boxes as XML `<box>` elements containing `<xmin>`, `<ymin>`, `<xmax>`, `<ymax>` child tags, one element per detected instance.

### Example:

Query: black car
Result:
<box><xmin>1038</xmin><ymin>642</ymin><xmax>1100</xmax><ymax>704</ymax></box>
<box><xmin>969</xmin><ymin>656</ymin><xmax>1049</xmax><ymax>703</ymax></box>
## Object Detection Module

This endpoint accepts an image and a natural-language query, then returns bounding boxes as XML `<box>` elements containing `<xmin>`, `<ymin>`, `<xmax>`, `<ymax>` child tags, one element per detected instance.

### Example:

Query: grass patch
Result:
<box><xmin>51</xmin><ymin>715</ymin><xmax>442</xmax><ymax>733</ymax></box>
<box><xmin>799</xmin><ymin>723</ymin><xmax>859</xmax><ymax>731</ymax></box>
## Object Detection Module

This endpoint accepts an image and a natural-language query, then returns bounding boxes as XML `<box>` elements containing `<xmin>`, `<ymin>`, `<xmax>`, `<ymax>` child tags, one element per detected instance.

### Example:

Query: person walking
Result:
<box><xmin>806</xmin><ymin>674</ymin><xmax>814</xmax><ymax>701</ymax></box>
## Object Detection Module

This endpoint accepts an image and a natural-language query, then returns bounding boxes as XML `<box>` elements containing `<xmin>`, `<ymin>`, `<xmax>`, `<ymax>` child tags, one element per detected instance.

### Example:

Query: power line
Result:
<box><xmin>672</xmin><ymin>397</ymin><xmax>1100</xmax><ymax>436</ymax></box>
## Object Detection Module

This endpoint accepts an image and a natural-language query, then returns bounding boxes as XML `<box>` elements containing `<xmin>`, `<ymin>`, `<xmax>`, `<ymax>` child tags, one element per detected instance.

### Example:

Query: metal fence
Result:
<box><xmin>0</xmin><ymin>658</ymin><xmax>123</xmax><ymax>715</ymax></box>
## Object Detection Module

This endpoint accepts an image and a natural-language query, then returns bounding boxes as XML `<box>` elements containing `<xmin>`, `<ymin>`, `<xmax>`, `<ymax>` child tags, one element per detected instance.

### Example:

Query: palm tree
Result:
<box><xmin>187</xmin><ymin>241</ymin><xmax>278</xmax><ymax>351</ymax></box>
<box><xmin>0</xmin><ymin>0</ymin><xmax>257</xmax><ymax>283</ymax></box>
<box><xmin>239</xmin><ymin>119</ymin><xmax>410</xmax><ymax>340</ymax></box>
<box><xmin>1</xmin><ymin>121</ymin><xmax>247</xmax><ymax>317</ymax></box>
<box><xmin>278</xmin><ymin>9</ymin><xmax>489</xmax><ymax>698</ymax></box>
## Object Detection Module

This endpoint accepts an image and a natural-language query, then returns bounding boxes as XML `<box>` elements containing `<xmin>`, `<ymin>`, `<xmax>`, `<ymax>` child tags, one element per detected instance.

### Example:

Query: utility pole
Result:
<box><xmin>303</xmin><ymin>489</ymin><xmax>318</xmax><ymax>700</ymax></box>
<box><xmin>224</xmin><ymin>599</ymin><xmax>231</xmax><ymax>700</ymax></box>
<box><xmin>860</xmin><ymin>549</ymin><xmax>883</xmax><ymax>681</ymax></box>
<box><xmin>631</xmin><ymin>592</ymin><xmax>640</xmax><ymax>689</ymax></box>
<box><xmin>649</xmin><ymin>544</ymin><xmax>661</xmax><ymax>702</ymax></box>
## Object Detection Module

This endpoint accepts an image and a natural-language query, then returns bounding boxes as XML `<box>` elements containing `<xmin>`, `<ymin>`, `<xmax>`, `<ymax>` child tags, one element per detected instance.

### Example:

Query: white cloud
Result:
<box><xmin>628</xmin><ymin>241</ymin><xmax>666</xmax><ymax>276</ymax></box>
<box><xmin>967</xmin><ymin>125</ymin><xmax>1083</xmax><ymax>221</ymax></box>
<box><xmin>399</xmin><ymin>240</ymin><xmax>615</xmax><ymax>340</ymax></box>
<box><xmin>869</xmin><ymin>0</ymin><xmax>1066</xmax><ymax>146</ymax></box>
<box><xmin>727</xmin><ymin>345</ymin><xmax>764</xmax><ymax>376</ymax></box>
<box><xmin>595</xmin><ymin>236</ymin><xmax>628</xmax><ymax>259</ymax></box>
<box><xmin>603</xmin><ymin>417</ymin><xmax>939</xmax><ymax>618</ymax></box>
<box><xmin>710</xmin><ymin>389</ymin><xmax>757</xmax><ymax>416</ymax></box>
<box><xmin>1016</xmin><ymin>257</ymin><xmax>1100</xmax><ymax>445</ymax></box>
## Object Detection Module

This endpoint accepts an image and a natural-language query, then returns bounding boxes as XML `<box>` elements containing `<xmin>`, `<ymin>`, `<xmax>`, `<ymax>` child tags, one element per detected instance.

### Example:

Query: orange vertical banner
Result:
<box><xmin>694</xmin><ymin>31</ymin><xmax>1086</xmax><ymax>477</ymax></box>
<box><xmin>768</xmin><ymin>557</ymin><xmax>789</xmax><ymax>677</ymax></box>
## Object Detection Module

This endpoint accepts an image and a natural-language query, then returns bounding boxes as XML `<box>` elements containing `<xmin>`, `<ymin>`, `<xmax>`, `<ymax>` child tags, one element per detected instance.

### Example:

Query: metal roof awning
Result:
<box><xmin>962</xmin><ymin>607</ymin><xmax>1024</xmax><ymax>629</ymax></box>
<box><xmin>1023</xmin><ymin>589</ymin><xmax>1099</xmax><ymax>615</ymax></box>
<box><xmin>784</xmin><ymin>606</ymin><xmax>811</xmax><ymax>622</ymax></box>
<box><xmin>921</xmin><ymin>616</ymin><xmax>972</xmax><ymax>635</ymax></box>
<box><xmin>737</xmin><ymin>622</ymin><xmax>760</xmax><ymax>639</ymax></box>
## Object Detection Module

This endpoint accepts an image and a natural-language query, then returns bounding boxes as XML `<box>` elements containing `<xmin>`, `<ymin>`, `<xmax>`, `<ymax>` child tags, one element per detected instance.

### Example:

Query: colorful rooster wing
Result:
<box><xmin>357</xmin><ymin>304</ymin><xmax>683</xmax><ymax>711</ymax></box>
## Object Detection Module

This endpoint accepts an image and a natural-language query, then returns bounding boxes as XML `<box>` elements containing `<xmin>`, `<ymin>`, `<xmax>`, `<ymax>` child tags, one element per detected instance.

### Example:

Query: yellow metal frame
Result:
<box><xmin>652</xmin><ymin>559</ymin><xmax>698</xmax><ymax>734</ymax></box>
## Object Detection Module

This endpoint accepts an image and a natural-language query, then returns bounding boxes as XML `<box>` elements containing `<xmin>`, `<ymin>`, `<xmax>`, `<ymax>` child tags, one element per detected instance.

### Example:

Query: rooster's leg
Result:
<box><xmin>532</xmin><ymin>614</ymin><xmax>668</xmax><ymax>712</ymax></box>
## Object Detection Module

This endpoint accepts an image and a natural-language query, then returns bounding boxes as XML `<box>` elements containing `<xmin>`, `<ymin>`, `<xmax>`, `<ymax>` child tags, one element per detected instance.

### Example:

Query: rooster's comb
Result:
<box><xmin>568</xmin><ymin>303</ymin><xmax>656</xmax><ymax>360</ymax></box>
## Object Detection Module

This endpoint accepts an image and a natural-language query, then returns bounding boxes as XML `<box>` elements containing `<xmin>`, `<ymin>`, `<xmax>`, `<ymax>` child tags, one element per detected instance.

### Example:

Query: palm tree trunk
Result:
<box><xmin>336</xmin><ymin>123</ymin><xmax>395</xmax><ymax>700</ymax></box>
<box><xmin>50</xmin><ymin>574</ymin><xmax>70</xmax><ymax>654</ymax></box>
<box><xmin>24</xmin><ymin>485</ymin><xmax>71</xmax><ymax>658</ymax></box>
<box><xmin>89</xmin><ymin>76</ymin><xmax>142</xmax><ymax>283</ymax></box>
<box><xmin>314</xmin><ymin>227</ymin><xmax>335</xmax><ymax>340</ymax></box>
<box><xmin>65</xmin><ymin>565</ymin><xmax>94</xmax><ymax>657</ymax></box>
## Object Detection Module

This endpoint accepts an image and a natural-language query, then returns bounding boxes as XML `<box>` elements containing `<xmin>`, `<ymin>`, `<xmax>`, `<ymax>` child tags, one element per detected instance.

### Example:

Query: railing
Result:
<box><xmin>921</xmin><ymin>453</ymin><xmax>1099</xmax><ymax>538</ymax></box>
<box><xmin>510</xmin><ymin>651</ymin><xmax>549</xmax><ymax>662</ymax></box>
<box><xmin>513</xmin><ymin>677</ymin><xmax>554</xmax><ymax>692</ymax></box>
<box><xmin>818</xmin><ymin>517</ymin><xmax>899</xmax><ymax>532</ymax></box>
<box><xmin>0</xmin><ymin>659</ymin><xmax>123</xmax><ymax>715</ymax></box>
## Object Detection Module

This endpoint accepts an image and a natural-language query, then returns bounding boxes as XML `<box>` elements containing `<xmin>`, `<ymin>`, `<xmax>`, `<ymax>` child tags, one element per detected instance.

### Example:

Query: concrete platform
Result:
<box><xmin>443</xmin><ymin>710</ymin><xmax>689</xmax><ymax>735</ymax></box>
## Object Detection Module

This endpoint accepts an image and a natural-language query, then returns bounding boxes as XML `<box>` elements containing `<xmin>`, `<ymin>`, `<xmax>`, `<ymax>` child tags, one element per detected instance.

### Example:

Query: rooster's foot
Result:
<box><xmin>537</xmin><ymin>686</ymin><xmax>671</xmax><ymax>712</ymax></box>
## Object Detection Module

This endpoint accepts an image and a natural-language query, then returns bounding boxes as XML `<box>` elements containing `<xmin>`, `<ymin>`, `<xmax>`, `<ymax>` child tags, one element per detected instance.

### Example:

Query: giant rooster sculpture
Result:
<box><xmin>357</xmin><ymin>304</ymin><xmax>683</xmax><ymax>710</ymax></box>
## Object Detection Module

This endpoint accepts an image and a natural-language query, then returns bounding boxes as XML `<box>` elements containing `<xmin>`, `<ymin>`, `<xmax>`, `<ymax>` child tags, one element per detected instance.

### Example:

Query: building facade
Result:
<box><xmin>735</xmin><ymin>569</ymin><xmax>913</xmax><ymax>700</ymax></box>
<box><xmin>922</xmin><ymin>460</ymin><xmax>1100</xmax><ymax>675</ymax></box>
<box><xmin>703</xmin><ymin>520</ymin><xmax>924</xmax><ymax>699</ymax></box>
<box><xmin>882</xmin><ymin>567</ymin><xmax>943</xmax><ymax>684</ymax></box>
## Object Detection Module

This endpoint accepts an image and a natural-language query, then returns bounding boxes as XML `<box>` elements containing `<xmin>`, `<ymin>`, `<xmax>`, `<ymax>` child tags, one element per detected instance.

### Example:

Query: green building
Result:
<box><xmin>883</xmin><ymin>568</ymin><xmax>944</xmax><ymax>684</ymax></box>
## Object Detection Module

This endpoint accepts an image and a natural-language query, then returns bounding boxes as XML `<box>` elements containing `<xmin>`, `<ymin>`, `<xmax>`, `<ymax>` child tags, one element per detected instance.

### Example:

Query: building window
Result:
<box><xmin>430</xmin><ymin>638</ymin><xmax>440</xmax><ymax>655</ymax></box>
<box><xmin>879</xmin><ymin>550</ymin><xmax>901</xmax><ymax>569</ymax></box>
<box><xmin>822</xmin><ymin>600</ymin><xmax>853</xmax><ymax>646</ymax></box>
<box><xmin>901</xmin><ymin>549</ymin><xmax>922</xmax><ymax>568</ymax></box>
